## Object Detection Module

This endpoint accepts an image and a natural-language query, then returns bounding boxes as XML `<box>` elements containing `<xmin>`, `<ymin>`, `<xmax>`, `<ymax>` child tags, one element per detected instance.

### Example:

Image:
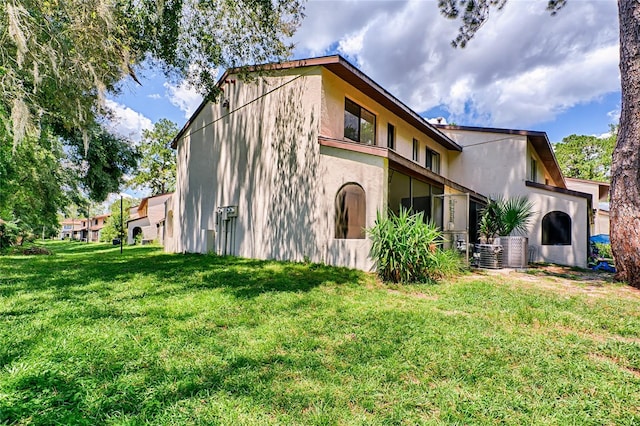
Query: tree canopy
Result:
<box><xmin>130</xmin><ymin>119</ymin><xmax>178</xmax><ymax>196</ymax></box>
<box><xmin>1</xmin><ymin>0</ymin><xmax>304</xmax><ymax>146</ymax></box>
<box><xmin>553</xmin><ymin>129</ymin><xmax>615</xmax><ymax>182</ymax></box>
<box><xmin>1</xmin><ymin>0</ymin><xmax>304</xmax><ymax>246</ymax></box>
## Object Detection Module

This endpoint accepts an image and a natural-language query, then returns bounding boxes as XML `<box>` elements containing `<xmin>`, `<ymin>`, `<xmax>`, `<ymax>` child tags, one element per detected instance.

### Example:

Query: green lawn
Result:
<box><xmin>1</xmin><ymin>241</ymin><xmax>639</xmax><ymax>425</ymax></box>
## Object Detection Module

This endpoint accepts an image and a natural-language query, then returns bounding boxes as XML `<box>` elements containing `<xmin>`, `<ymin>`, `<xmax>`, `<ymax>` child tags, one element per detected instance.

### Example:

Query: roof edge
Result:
<box><xmin>171</xmin><ymin>55</ymin><xmax>462</xmax><ymax>152</ymax></box>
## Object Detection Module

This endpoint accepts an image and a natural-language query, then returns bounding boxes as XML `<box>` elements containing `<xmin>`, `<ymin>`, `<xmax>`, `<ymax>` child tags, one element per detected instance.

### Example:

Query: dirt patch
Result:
<box><xmin>468</xmin><ymin>265</ymin><xmax>640</xmax><ymax>301</ymax></box>
<box><xmin>589</xmin><ymin>353</ymin><xmax>640</xmax><ymax>378</ymax></box>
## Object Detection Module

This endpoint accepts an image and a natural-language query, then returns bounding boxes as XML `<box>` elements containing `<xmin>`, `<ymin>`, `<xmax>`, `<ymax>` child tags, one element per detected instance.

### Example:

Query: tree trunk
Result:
<box><xmin>611</xmin><ymin>1</ymin><xmax>640</xmax><ymax>287</ymax></box>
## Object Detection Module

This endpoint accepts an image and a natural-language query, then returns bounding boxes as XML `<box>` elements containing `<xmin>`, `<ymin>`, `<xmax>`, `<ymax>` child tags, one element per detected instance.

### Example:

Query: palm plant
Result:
<box><xmin>479</xmin><ymin>196</ymin><xmax>534</xmax><ymax>242</ymax></box>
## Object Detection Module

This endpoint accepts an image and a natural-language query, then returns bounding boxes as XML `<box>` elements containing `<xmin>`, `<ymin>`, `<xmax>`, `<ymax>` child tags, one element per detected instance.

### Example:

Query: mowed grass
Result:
<box><xmin>1</xmin><ymin>241</ymin><xmax>639</xmax><ymax>425</ymax></box>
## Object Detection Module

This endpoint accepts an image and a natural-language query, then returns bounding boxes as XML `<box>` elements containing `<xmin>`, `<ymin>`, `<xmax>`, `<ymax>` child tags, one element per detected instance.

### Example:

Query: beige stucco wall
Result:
<box><xmin>442</xmin><ymin>128</ymin><xmax>589</xmax><ymax>268</ymax></box>
<box><xmin>526</xmin><ymin>188</ymin><xmax>589</xmax><ymax>268</ymax></box>
<box><xmin>443</xmin><ymin>129</ymin><xmax>527</xmax><ymax>197</ymax></box>
<box><xmin>565</xmin><ymin>179</ymin><xmax>610</xmax><ymax>236</ymax></box>
<box><xmin>565</xmin><ymin>180</ymin><xmax>600</xmax><ymax>203</ymax></box>
<box><xmin>127</xmin><ymin>216</ymin><xmax>150</xmax><ymax>244</ymax></box>
<box><xmin>164</xmin><ymin>195</ymin><xmax>176</xmax><ymax>252</ymax></box>
<box><xmin>172</xmin><ymin>67</ymin><xmax>378</xmax><ymax>270</ymax></box>
<box><xmin>128</xmin><ymin>194</ymin><xmax>172</xmax><ymax>244</ymax></box>
<box><xmin>596</xmin><ymin>211</ymin><xmax>610</xmax><ymax>236</ymax></box>
<box><xmin>318</xmin><ymin>146</ymin><xmax>386</xmax><ymax>270</ymax></box>
<box><xmin>320</xmin><ymin>69</ymin><xmax>450</xmax><ymax>178</ymax></box>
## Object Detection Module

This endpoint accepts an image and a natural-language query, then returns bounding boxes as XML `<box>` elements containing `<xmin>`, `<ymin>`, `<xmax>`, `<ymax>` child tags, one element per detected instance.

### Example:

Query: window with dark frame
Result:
<box><xmin>387</xmin><ymin>123</ymin><xmax>395</xmax><ymax>149</ymax></box>
<box><xmin>531</xmin><ymin>157</ymin><xmax>538</xmax><ymax>182</ymax></box>
<box><xmin>412</xmin><ymin>138</ymin><xmax>419</xmax><ymax>161</ymax></box>
<box><xmin>426</xmin><ymin>148</ymin><xmax>441</xmax><ymax>174</ymax></box>
<box><xmin>335</xmin><ymin>183</ymin><xmax>366</xmax><ymax>239</ymax></box>
<box><xmin>344</xmin><ymin>98</ymin><xmax>376</xmax><ymax>145</ymax></box>
<box><xmin>542</xmin><ymin>211</ymin><xmax>571</xmax><ymax>245</ymax></box>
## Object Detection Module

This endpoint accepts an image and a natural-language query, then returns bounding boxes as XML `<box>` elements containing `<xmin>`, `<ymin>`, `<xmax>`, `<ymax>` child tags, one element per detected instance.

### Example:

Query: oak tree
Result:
<box><xmin>130</xmin><ymin>119</ymin><xmax>178</xmax><ymax>196</ymax></box>
<box><xmin>1</xmin><ymin>0</ymin><xmax>304</xmax><ymax>147</ymax></box>
<box><xmin>553</xmin><ymin>130</ymin><xmax>615</xmax><ymax>181</ymax></box>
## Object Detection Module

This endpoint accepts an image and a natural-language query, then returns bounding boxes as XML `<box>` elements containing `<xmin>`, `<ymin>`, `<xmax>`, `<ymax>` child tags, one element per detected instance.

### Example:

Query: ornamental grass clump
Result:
<box><xmin>368</xmin><ymin>209</ymin><xmax>463</xmax><ymax>283</ymax></box>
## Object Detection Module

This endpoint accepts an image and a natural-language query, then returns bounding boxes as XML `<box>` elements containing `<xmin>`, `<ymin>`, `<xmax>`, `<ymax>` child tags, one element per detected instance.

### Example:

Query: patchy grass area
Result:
<box><xmin>1</xmin><ymin>241</ymin><xmax>639</xmax><ymax>424</ymax></box>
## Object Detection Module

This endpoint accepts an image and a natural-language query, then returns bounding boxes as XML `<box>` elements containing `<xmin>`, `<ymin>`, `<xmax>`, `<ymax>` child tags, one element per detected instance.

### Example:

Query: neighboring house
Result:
<box><xmin>59</xmin><ymin>219</ymin><xmax>79</xmax><ymax>239</ymax></box>
<box><xmin>89</xmin><ymin>214</ymin><xmax>110</xmax><ymax>242</ymax></box>
<box><xmin>60</xmin><ymin>215</ymin><xmax>110</xmax><ymax>241</ymax></box>
<box><xmin>129</xmin><ymin>205</ymin><xmax>140</xmax><ymax>221</ymax></box>
<box><xmin>565</xmin><ymin>177</ymin><xmax>610</xmax><ymax>236</ymax></box>
<box><xmin>165</xmin><ymin>55</ymin><xmax>591</xmax><ymax>269</ymax></box>
<box><xmin>127</xmin><ymin>193</ymin><xmax>173</xmax><ymax>244</ymax></box>
<box><xmin>436</xmin><ymin>125</ymin><xmax>591</xmax><ymax>267</ymax></box>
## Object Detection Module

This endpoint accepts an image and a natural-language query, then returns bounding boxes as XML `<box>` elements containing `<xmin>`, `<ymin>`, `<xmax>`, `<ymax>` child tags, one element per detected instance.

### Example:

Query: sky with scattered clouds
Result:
<box><xmin>110</xmin><ymin>0</ymin><xmax>621</xmax><ymax>158</ymax></box>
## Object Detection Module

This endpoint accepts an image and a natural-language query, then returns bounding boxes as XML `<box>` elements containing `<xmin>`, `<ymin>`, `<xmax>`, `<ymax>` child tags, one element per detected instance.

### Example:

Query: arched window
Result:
<box><xmin>542</xmin><ymin>211</ymin><xmax>571</xmax><ymax>245</ymax></box>
<box><xmin>335</xmin><ymin>183</ymin><xmax>366</xmax><ymax>239</ymax></box>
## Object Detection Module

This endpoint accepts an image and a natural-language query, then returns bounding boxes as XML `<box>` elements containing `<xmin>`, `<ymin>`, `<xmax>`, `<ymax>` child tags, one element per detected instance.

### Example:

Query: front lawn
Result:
<box><xmin>1</xmin><ymin>241</ymin><xmax>639</xmax><ymax>424</ymax></box>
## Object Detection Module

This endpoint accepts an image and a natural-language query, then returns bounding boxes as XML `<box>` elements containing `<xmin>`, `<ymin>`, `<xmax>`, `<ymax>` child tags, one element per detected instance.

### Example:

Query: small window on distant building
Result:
<box><xmin>387</xmin><ymin>123</ymin><xmax>395</xmax><ymax>149</ymax></box>
<box><xmin>426</xmin><ymin>148</ymin><xmax>441</xmax><ymax>174</ymax></box>
<box><xmin>542</xmin><ymin>211</ymin><xmax>571</xmax><ymax>245</ymax></box>
<box><xmin>335</xmin><ymin>183</ymin><xmax>366</xmax><ymax>239</ymax></box>
<box><xmin>531</xmin><ymin>157</ymin><xmax>538</xmax><ymax>182</ymax></box>
<box><xmin>412</xmin><ymin>139</ymin><xmax>419</xmax><ymax>161</ymax></box>
<box><xmin>344</xmin><ymin>98</ymin><xmax>376</xmax><ymax>145</ymax></box>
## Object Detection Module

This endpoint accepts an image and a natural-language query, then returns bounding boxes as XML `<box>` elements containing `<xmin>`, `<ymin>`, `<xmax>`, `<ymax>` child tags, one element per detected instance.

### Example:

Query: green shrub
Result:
<box><xmin>368</xmin><ymin>209</ymin><xmax>464</xmax><ymax>283</ymax></box>
<box><xmin>426</xmin><ymin>248</ymin><xmax>466</xmax><ymax>281</ymax></box>
<box><xmin>595</xmin><ymin>242</ymin><xmax>613</xmax><ymax>259</ymax></box>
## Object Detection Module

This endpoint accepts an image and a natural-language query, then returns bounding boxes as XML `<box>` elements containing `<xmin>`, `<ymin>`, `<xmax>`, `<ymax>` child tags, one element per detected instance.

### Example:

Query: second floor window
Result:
<box><xmin>412</xmin><ymin>139</ymin><xmax>419</xmax><ymax>161</ymax></box>
<box><xmin>387</xmin><ymin>123</ymin><xmax>395</xmax><ymax>149</ymax></box>
<box><xmin>426</xmin><ymin>148</ymin><xmax>441</xmax><ymax>174</ymax></box>
<box><xmin>531</xmin><ymin>158</ymin><xmax>538</xmax><ymax>182</ymax></box>
<box><xmin>344</xmin><ymin>98</ymin><xmax>376</xmax><ymax>145</ymax></box>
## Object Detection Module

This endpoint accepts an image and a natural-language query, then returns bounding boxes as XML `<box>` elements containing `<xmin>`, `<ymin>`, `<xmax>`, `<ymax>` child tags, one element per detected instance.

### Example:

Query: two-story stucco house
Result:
<box><xmin>166</xmin><ymin>56</ymin><xmax>488</xmax><ymax>270</ymax></box>
<box><xmin>165</xmin><ymin>55</ymin><xmax>591</xmax><ymax>269</ymax></box>
<box><xmin>127</xmin><ymin>193</ymin><xmax>173</xmax><ymax>244</ymax></box>
<box><xmin>435</xmin><ymin>125</ymin><xmax>591</xmax><ymax>267</ymax></box>
<box><xmin>59</xmin><ymin>218</ymin><xmax>81</xmax><ymax>240</ymax></box>
<box><xmin>565</xmin><ymin>177</ymin><xmax>610</xmax><ymax>237</ymax></box>
<box><xmin>89</xmin><ymin>214</ymin><xmax>110</xmax><ymax>242</ymax></box>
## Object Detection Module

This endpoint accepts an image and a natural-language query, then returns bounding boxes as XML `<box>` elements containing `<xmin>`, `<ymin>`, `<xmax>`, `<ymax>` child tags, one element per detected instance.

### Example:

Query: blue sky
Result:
<box><xmin>107</xmin><ymin>0</ymin><xmax>621</xmax><ymax>175</ymax></box>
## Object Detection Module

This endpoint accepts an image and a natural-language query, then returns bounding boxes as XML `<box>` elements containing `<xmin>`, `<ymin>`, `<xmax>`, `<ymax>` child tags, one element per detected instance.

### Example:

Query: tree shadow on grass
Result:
<box><xmin>1</xmin><ymin>243</ymin><xmax>365</xmax><ymax>301</ymax></box>
<box><xmin>0</xmin><ymin>243</ymin><xmax>372</xmax><ymax>424</ymax></box>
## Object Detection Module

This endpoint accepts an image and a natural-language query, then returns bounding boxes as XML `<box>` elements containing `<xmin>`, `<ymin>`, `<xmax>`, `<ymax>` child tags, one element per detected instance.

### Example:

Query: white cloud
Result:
<box><xmin>164</xmin><ymin>80</ymin><xmax>203</xmax><ymax>119</ymax></box>
<box><xmin>292</xmin><ymin>0</ymin><xmax>620</xmax><ymax>130</ymax></box>
<box><xmin>104</xmin><ymin>99</ymin><xmax>152</xmax><ymax>142</ymax></box>
<box><xmin>148</xmin><ymin>93</ymin><xmax>162</xmax><ymax>100</ymax></box>
<box><xmin>607</xmin><ymin>107</ymin><xmax>621</xmax><ymax>123</ymax></box>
